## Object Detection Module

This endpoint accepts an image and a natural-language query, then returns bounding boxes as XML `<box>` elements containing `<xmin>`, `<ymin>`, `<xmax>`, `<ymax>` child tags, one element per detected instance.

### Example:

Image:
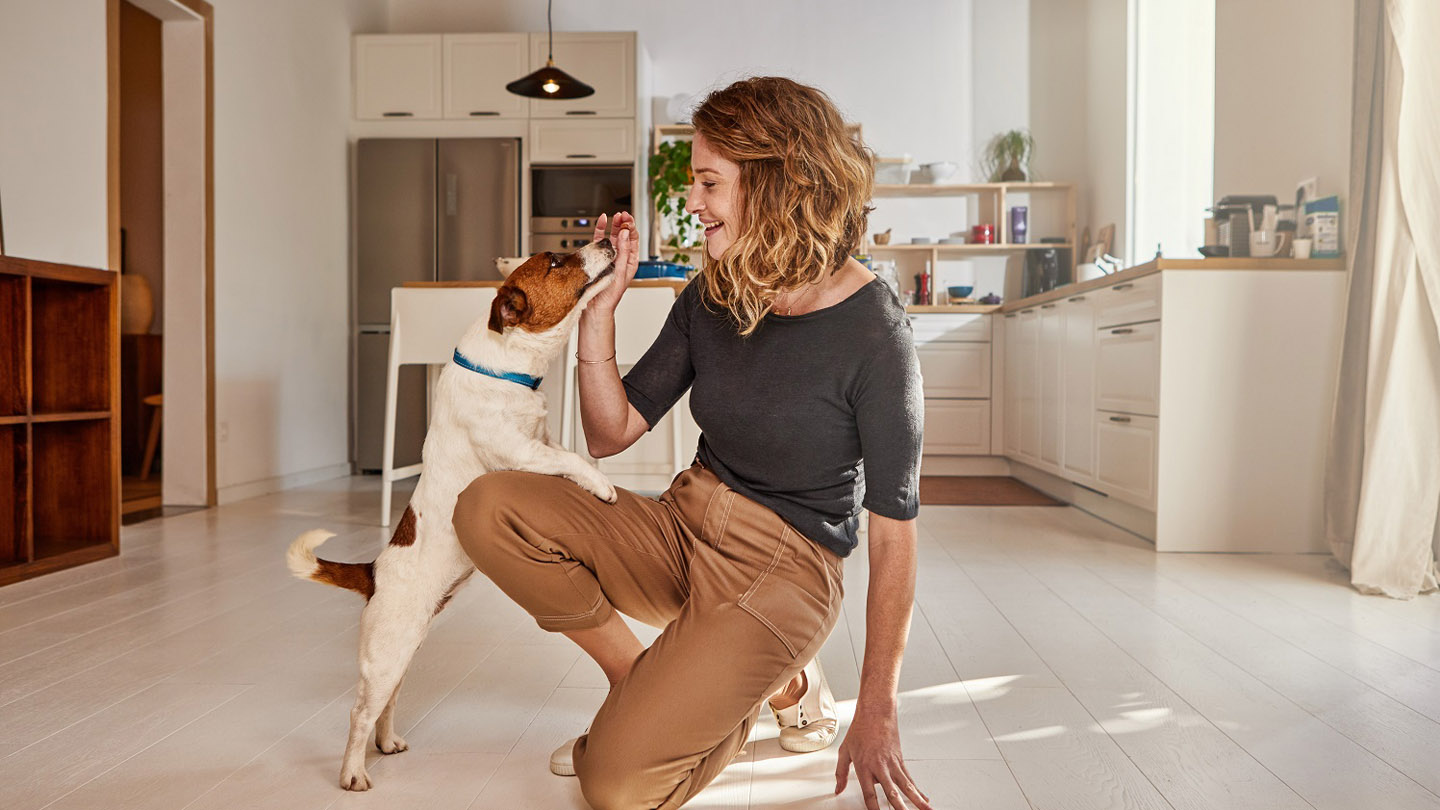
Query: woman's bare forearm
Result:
<box><xmin>577</xmin><ymin>310</ymin><xmax>648</xmax><ymax>457</ymax></box>
<box><xmin>857</xmin><ymin>513</ymin><xmax>917</xmax><ymax>715</ymax></box>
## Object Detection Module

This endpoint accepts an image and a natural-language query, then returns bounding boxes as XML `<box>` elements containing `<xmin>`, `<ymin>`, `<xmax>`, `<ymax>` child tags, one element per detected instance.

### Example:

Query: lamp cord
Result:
<box><xmin>547</xmin><ymin>0</ymin><xmax>553</xmax><ymax>61</ymax></box>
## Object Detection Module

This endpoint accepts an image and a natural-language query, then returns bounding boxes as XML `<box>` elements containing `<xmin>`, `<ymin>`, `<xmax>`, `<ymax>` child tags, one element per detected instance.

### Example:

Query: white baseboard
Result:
<box><xmin>919</xmin><ymin>455</ymin><xmax>1012</xmax><ymax>476</ymax></box>
<box><xmin>217</xmin><ymin>462</ymin><xmax>352</xmax><ymax>505</ymax></box>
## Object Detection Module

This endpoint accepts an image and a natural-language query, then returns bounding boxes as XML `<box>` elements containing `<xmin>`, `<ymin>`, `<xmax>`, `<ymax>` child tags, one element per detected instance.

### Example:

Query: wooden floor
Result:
<box><xmin>3</xmin><ymin>476</ymin><xmax>1440</xmax><ymax>810</ymax></box>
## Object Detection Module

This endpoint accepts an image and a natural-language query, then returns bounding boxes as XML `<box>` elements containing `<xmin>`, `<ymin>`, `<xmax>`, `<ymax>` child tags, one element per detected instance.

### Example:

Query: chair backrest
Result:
<box><xmin>612</xmin><ymin>287</ymin><xmax>679</xmax><ymax>365</ymax></box>
<box><xmin>390</xmin><ymin>287</ymin><xmax>498</xmax><ymax>365</ymax></box>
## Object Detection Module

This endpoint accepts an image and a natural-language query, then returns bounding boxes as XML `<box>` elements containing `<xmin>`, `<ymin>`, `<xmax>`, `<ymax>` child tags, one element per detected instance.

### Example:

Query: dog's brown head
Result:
<box><xmin>488</xmin><ymin>239</ymin><xmax>618</xmax><ymax>334</ymax></box>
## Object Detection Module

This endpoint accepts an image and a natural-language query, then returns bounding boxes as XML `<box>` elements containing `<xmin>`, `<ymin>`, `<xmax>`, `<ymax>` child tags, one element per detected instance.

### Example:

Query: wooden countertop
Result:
<box><xmin>1000</xmin><ymin>256</ymin><xmax>1345</xmax><ymax>312</ymax></box>
<box><xmin>402</xmin><ymin>279</ymin><xmax>689</xmax><ymax>289</ymax></box>
<box><xmin>905</xmin><ymin>304</ymin><xmax>1002</xmax><ymax>314</ymax></box>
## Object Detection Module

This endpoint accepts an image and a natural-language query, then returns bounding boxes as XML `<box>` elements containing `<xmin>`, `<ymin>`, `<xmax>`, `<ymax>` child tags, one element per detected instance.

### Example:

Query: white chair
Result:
<box><xmin>380</xmin><ymin>287</ymin><xmax>498</xmax><ymax>527</ymax></box>
<box><xmin>560</xmin><ymin>285</ymin><xmax>686</xmax><ymax>479</ymax></box>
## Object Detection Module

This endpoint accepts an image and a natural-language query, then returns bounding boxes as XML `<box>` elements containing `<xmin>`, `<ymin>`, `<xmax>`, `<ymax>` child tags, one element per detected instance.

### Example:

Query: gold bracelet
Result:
<box><xmin>576</xmin><ymin>352</ymin><xmax>616</xmax><ymax>364</ymax></box>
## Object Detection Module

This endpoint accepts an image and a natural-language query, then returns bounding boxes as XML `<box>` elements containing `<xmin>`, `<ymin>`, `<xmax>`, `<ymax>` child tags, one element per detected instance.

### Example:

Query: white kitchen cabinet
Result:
<box><xmin>1095</xmin><ymin>320</ymin><xmax>1160</xmax><ymax>416</ymax></box>
<box><xmin>1060</xmin><ymin>292</ymin><xmax>1097</xmax><ymax>484</ymax></box>
<box><xmin>909</xmin><ymin>313</ymin><xmax>990</xmax><ymax>344</ymax></box>
<box><xmin>354</xmin><ymin>35</ymin><xmax>444</xmax><ymax>120</ymax></box>
<box><xmin>528</xmin><ymin>32</ymin><xmax>635</xmax><ymax>118</ymax></box>
<box><xmin>528</xmin><ymin>119</ymin><xmax>636</xmax><ymax>163</ymax></box>
<box><xmin>1001</xmin><ymin>314</ymin><xmax>1020</xmax><ymax>457</ymax></box>
<box><xmin>924</xmin><ymin>400</ymin><xmax>992</xmax><ymax>456</ymax></box>
<box><xmin>1037</xmin><ymin>303</ymin><xmax>1063</xmax><ymax>471</ymax></box>
<box><xmin>1094</xmin><ymin>411</ymin><xmax>1158</xmax><ymax>509</ymax></box>
<box><xmin>917</xmin><ymin>343</ymin><xmax>990</xmax><ymax>398</ymax></box>
<box><xmin>1095</xmin><ymin>273</ymin><xmax>1161</xmax><ymax>328</ymax></box>
<box><xmin>442</xmin><ymin>34</ymin><xmax>529</xmax><ymax>119</ymax></box>
<box><xmin>1015</xmin><ymin>309</ymin><xmax>1040</xmax><ymax>462</ymax></box>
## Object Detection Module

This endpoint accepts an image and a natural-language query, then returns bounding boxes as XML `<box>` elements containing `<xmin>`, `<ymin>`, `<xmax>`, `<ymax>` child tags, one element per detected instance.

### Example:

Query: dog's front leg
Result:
<box><xmin>517</xmin><ymin>441</ymin><xmax>617</xmax><ymax>503</ymax></box>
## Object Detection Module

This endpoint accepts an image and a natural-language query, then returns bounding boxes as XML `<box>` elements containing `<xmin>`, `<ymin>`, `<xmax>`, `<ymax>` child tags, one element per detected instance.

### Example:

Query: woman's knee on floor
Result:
<box><xmin>575</xmin><ymin>753</ymin><xmax>665</xmax><ymax>810</ymax></box>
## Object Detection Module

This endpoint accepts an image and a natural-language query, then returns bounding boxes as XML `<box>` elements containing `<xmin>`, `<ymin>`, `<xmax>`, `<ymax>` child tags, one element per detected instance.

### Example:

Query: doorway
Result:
<box><xmin>108</xmin><ymin>0</ymin><xmax>215</xmax><ymax>517</ymax></box>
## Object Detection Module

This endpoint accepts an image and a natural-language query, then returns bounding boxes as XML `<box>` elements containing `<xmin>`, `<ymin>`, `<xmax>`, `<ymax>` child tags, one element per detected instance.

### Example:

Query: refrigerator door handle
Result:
<box><xmin>444</xmin><ymin>173</ymin><xmax>458</xmax><ymax>217</ymax></box>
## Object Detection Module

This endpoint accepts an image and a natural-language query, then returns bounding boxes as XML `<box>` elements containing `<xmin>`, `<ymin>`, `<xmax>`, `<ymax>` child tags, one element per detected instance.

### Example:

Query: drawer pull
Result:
<box><xmin>1109</xmin><ymin>415</ymin><xmax>1132</xmax><ymax>423</ymax></box>
<box><xmin>1041</xmin><ymin>303</ymin><xmax>1057</xmax><ymax>309</ymax></box>
<box><xmin>1004</xmin><ymin>313</ymin><xmax>1017</xmax><ymax>319</ymax></box>
<box><xmin>1112</xmin><ymin>283</ymin><xmax>1135</xmax><ymax>291</ymax></box>
<box><xmin>1067</xmin><ymin>295</ymin><xmax>1086</xmax><ymax>302</ymax></box>
<box><xmin>565</xmin><ymin>110</ymin><xmax>598</xmax><ymax>116</ymax></box>
<box><xmin>1110</xmin><ymin>327</ymin><xmax>1135</xmax><ymax>335</ymax></box>
<box><xmin>382</xmin><ymin>111</ymin><xmax>413</xmax><ymax>117</ymax></box>
<box><xmin>469</xmin><ymin>111</ymin><xmax>499</xmax><ymax>117</ymax></box>
<box><xmin>566</xmin><ymin>153</ymin><xmax>597</xmax><ymax>159</ymax></box>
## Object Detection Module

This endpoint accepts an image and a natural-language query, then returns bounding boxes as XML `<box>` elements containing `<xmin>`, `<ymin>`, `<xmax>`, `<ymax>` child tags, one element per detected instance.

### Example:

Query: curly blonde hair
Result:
<box><xmin>690</xmin><ymin>77</ymin><xmax>874</xmax><ymax>335</ymax></box>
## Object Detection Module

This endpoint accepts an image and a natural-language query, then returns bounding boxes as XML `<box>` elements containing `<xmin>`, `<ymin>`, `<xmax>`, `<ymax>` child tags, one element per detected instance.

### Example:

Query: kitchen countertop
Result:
<box><xmin>403</xmin><ymin>279</ymin><xmax>688</xmax><ymax>290</ymax></box>
<box><xmin>999</xmin><ymin>256</ymin><xmax>1345</xmax><ymax>312</ymax></box>
<box><xmin>905</xmin><ymin>304</ymin><xmax>1003</xmax><ymax>314</ymax></box>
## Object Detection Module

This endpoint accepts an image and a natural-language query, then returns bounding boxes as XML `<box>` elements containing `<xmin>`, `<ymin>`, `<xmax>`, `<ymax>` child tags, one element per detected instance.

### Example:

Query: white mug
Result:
<box><xmin>1292</xmin><ymin>238</ymin><xmax>1313</xmax><ymax>260</ymax></box>
<box><xmin>1249</xmin><ymin>230</ymin><xmax>1277</xmax><ymax>258</ymax></box>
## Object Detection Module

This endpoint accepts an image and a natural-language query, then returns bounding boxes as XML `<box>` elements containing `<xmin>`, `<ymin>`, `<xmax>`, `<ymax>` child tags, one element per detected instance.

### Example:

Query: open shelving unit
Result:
<box><xmin>864</xmin><ymin>181</ymin><xmax>1078</xmax><ymax>307</ymax></box>
<box><xmin>0</xmin><ymin>256</ymin><xmax>120</xmax><ymax>586</ymax></box>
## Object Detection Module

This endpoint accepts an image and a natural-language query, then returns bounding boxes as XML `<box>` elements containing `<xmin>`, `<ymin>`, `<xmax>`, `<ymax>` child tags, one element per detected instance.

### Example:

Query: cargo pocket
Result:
<box><xmin>737</xmin><ymin>527</ymin><xmax>831</xmax><ymax>659</ymax></box>
<box><xmin>699</xmin><ymin>488</ymin><xmax>738</xmax><ymax>551</ymax></box>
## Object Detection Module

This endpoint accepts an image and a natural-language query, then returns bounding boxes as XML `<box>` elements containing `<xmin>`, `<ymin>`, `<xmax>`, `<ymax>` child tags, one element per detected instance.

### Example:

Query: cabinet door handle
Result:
<box><xmin>382</xmin><ymin>111</ymin><xmax>413</xmax><ymax>117</ymax></box>
<box><xmin>1112</xmin><ymin>283</ymin><xmax>1135</xmax><ymax>291</ymax></box>
<box><xmin>1004</xmin><ymin>313</ymin><xmax>1017</xmax><ymax>319</ymax></box>
<box><xmin>1110</xmin><ymin>327</ymin><xmax>1135</xmax><ymax>335</ymax></box>
<box><xmin>1109</xmin><ymin>415</ymin><xmax>1132</xmax><ymax>423</ymax></box>
<box><xmin>1041</xmin><ymin>303</ymin><xmax>1057</xmax><ymax>309</ymax></box>
<box><xmin>565</xmin><ymin>110</ymin><xmax>598</xmax><ymax>116</ymax></box>
<box><xmin>565</xmin><ymin>153</ymin><xmax>597</xmax><ymax>159</ymax></box>
<box><xmin>468</xmin><ymin>111</ymin><xmax>499</xmax><ymax>117</ymax></box>
<box><xmin>1068</xmin><ymin>295</ymin><xmax>1086</xmax><ymax>302</ymax></box>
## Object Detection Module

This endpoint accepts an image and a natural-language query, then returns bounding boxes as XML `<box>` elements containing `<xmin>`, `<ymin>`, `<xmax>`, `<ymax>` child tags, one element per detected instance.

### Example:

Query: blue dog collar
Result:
<box><xmin>452</xmin><ymin>349</ymin><xmax>542</xmax><ymax>390</ymax></box>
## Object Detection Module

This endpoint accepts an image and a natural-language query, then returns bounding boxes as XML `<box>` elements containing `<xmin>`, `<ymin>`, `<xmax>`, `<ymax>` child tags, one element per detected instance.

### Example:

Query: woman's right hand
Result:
<box><xmin>587</xmin><ymin>212</ymin><xmax>640</xmax><ymax>316</ymax></box>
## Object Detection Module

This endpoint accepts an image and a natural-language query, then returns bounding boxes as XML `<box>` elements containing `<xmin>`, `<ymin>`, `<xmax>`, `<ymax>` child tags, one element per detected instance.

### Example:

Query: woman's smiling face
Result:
<box><xmin>685</xmin><ymin>133</ymin><xmax>743</xmax><ymax>260</ymax></box>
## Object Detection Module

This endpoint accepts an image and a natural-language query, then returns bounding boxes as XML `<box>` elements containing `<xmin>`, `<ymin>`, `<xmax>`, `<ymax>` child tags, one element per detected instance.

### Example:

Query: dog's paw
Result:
<box><xmin>340</xmin><ymin>766</ymin><xmax>373</xmax><ymax>791</ymax></box>
<box><xmin>590</xmin><ymin>480</ymin><xmax>618</xmax><ymax>504</ymax></box>
<box><xmin>376</xmin><ymin>733</ymin><xmax>409</xmax><ymax>755</ymax></box>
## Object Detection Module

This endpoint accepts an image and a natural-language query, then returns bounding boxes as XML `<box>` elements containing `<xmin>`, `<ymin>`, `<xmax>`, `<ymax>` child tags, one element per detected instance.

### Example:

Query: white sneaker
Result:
<box><xmin>550</xmin><ymin>736</ymin><xmax>580</xmax><ymax>776</ymax></box>
<box><xmin>769</xmin><ymin>658</ymin><xmax>839</xmax><ymax>753</ymax></box>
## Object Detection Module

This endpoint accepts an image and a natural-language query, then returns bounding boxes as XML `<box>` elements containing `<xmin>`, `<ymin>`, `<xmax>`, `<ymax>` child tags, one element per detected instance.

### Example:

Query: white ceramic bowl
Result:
<box><xmin>875</xmin><ymin>158</ymin><xmax>913</xmax><ymax>185</ymax></box>
<box><xmin>917</xmin><ymin>161</ymin><xmax>958</xmax><ymax>183</ymax></box>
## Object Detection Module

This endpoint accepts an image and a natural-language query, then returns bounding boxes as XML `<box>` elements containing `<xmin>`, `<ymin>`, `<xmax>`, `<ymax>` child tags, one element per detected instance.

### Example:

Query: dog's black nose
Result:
<box><xmin>594</xmin><ymin>237</ymin><xmax>613</xmax><ymax>249</ymax></box>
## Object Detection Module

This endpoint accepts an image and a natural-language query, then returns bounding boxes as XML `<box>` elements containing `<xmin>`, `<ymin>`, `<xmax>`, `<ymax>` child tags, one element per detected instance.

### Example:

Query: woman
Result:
<box><xmin>453</xmin><ymin>76</ymin><xmax>930</xmax><ymax>810</ymax></box>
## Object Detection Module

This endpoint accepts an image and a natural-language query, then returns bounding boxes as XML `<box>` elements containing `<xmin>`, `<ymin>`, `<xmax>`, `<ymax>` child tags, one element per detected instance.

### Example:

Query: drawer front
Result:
<box><xmin>1094</xmin><ymin>411</ymin><xmax>1158</xmax><ymax>509</ymax></box>
<box><xmin>1095</xmin><ymin>273</ymin><xmax>1161</xmax><ymax>328</ymax></box>
<box><xmin>917</xmin><ymin>343</ymin><xmax>991</xmax><ymax>398</ymax></box>
<box><xmin>1095</xmin><ymin>321</ymin><xmax>1160</xmax><ymax>416</ymax></box>
<box><xmin>924</xmin><ymin>399</ymin><xmax>991</xmax><ymax>456</ymax></box>
<box><xmin>908</xmin><ymin>313</ymin><xmax>990</xmax><ymax>344</ymax></box>
<box><xmin>528</xmin><ymin>119</ymin><xmax>635</xmax><ymax>163</ymax></box>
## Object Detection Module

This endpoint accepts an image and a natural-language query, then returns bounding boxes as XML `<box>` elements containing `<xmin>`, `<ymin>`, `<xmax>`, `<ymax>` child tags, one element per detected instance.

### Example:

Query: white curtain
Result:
<box><xmin>1325</xmin><ymin>0</ymin><xmax>1440</xmax><ymax>599</ymax></box>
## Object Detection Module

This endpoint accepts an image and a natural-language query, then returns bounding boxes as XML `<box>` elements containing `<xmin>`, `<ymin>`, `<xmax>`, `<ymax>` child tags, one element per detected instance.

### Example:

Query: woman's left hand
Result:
<box><xmin>835</xmin><ymin>703</ymin><xmax>932</xmax><ymax>810</ymax></box>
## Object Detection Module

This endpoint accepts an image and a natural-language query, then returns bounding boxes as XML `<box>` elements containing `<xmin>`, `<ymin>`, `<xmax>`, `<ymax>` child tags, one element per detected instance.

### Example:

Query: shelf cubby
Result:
<box><xmin>0</xmin><ymin>257</ymin><xmax>118</xmax><ymax>586</ymax></box>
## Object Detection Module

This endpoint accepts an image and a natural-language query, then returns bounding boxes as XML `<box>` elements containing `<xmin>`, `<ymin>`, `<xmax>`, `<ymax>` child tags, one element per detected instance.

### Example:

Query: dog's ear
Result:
<box><xmin>487</xmin><ymin>286</ymin><xmax>530</xmax><ymax>333</ymax></box>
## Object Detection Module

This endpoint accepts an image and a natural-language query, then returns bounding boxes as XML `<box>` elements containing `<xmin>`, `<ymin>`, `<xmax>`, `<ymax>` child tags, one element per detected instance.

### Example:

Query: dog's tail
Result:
<box><xmin>285</xmin><ymin>530</ymin><xmax>376</xmax><ymax>600</ymax></box>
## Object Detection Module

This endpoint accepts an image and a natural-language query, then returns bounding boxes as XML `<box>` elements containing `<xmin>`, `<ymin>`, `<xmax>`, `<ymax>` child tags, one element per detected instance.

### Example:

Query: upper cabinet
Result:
<box><xmin>443</xmin><ymin>34</ymin><xmax>529</xmax><ymax>119</ymax></box>
<box><xmin>528</xmin><ymin>32</ymin><xmax>636</xmax><ymax>119</ymax></box>
<box><xmin>354</xmin><ymin>35</ymin><xmax>444</xmax><ymax>120</ymax></box>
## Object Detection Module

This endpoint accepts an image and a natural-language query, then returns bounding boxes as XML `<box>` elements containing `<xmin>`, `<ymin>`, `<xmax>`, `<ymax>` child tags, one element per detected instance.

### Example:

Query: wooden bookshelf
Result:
<box><xmin>0</xmin><ymin>256</ymin><xmax>120</xmax><ymax>586</ymax></box>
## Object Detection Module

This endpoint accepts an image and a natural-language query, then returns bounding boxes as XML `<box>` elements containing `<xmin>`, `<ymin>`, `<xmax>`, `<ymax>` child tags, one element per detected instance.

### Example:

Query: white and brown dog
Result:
<box><xmin>286</xmin><ymin>238</ymin><xmax>619</xmax><ymax>791</ymax></box>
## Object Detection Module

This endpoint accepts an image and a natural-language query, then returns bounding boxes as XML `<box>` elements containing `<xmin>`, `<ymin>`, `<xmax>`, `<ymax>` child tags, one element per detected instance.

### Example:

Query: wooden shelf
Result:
<box><xmin>873</xmin><ymin>181</ymin><xmax>1075</xmax><ymax>198</ymax></box>
<box><xmin>0</xmin><ymin>257</ymin><xmax>119</xmax><ymax>587</ymax></box>
<box><xmin>868</xmin><ymin>243</ymin><xmax>1073</xmax><ymax>253</ymax></box>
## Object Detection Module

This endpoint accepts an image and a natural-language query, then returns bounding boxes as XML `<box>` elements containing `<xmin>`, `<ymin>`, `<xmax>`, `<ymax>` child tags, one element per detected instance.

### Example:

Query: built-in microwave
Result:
<box><xmin>530</xmin><ymin>164</ymin><xmax>633</xmax><ymax>252</ymax></box>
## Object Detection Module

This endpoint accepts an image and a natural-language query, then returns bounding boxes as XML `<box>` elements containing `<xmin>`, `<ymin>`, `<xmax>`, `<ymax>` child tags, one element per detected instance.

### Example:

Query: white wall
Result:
<box><xmin>0</xmin><ymin>0</ymin><xmax>386</xmax><ymax>502</ymax></box>
<box><xmin>0</xmin><ymin>0</ymin><xmax>109</xmax><ymax>268</ymax></box>
<box><xmin>1214</xmin><ymin>0</ymin><xmax>1353</xmax><ymax>205</ymax></box>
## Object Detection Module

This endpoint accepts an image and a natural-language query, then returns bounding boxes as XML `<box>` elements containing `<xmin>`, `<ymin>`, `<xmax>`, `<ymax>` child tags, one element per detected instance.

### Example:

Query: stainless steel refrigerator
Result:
<box><xmin>354</xmin><ymin>138</ymin><xmax>520</xmax><ymax>472</ymax></box>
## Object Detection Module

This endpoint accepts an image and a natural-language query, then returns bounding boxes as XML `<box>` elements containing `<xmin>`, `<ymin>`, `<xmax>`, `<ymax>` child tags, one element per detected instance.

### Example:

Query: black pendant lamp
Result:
<box><xmin>506</xmin><ymin>0</ymin><xmax>595</xmax><ymax>100</ymax></box>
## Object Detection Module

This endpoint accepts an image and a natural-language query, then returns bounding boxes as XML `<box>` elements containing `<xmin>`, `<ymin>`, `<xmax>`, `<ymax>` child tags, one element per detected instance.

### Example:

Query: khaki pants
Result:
<box><xmin>452</xmin><ymin>463</ymin><xmax>844</xmax><ymax>810</ymax></box>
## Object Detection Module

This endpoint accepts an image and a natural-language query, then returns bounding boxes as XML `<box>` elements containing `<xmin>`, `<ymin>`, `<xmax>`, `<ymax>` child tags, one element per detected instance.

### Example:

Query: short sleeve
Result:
<box><xmin>854</xmin><ymin>323</ymin><xmax>923</xmax><ymax>520</ymax></box>
<box><xmin>621</xmin><ymin>285</ymin><xmax>697</xmax><ymax>429</ymax></box>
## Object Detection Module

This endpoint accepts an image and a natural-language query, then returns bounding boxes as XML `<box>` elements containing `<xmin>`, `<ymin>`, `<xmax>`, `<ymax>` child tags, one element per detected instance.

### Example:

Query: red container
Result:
<box><xmin>971</xmin><ymin>224</ymin><xmax>996</xmax><ymax>244</ymax></box>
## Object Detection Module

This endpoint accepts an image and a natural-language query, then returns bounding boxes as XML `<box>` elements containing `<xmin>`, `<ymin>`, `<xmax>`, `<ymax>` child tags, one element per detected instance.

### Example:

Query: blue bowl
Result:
<box><xmin>635</xmin><ymin>260</ymin><xmax>692</xmax><ymax>279</ymax></box>
<box><xmin>947</xmin><ymin>285</ymin><xmax>974</xmax><ymax>299</ymax></box>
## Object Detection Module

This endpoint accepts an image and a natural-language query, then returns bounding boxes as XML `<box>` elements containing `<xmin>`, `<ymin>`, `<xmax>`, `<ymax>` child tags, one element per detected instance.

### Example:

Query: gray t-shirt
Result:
<box><xmin>622</xmin><ymin>276</ymin><xmax>923</xmax><ymax>557</ymax></box>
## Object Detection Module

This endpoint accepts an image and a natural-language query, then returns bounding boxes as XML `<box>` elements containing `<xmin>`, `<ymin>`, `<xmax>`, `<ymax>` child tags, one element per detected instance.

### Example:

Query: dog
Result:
<box><xmin>286</xmin><ymin>238</ymin><xmax>620</xmax><ymax>791</ymax></box>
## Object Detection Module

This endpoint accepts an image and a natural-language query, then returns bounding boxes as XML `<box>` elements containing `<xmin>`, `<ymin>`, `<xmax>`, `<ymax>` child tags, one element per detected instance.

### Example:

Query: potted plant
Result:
<box><xmin>982</xmin><ymin>129</ymin><xmax>1035</xmax><ymax>182</ymax></box>
<box><xmin>648</xmin><ymin>139</ymin><xmax>701</xmax><ymax>264</ymax></box>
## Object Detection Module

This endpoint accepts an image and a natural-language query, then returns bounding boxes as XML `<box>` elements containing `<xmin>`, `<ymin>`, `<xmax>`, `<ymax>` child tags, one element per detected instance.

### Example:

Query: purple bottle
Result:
<box><xmin>1010</xmin><ymin>206</ymin><xmax>1028</xmax><ymax>244</ymax></box>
